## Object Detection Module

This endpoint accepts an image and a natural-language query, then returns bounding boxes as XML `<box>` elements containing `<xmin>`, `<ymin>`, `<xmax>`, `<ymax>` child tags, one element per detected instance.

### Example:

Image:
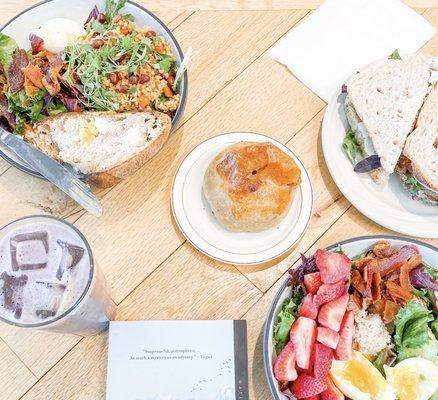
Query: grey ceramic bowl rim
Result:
<box><xmin>262</xmin><ymin>234</ymin><xmax>438</xmax><ymax>400</ymax></box>
<box><xmin>0</xmin><ymin>0</ymin><xmax>188</xmax><ymax>179</ymax></box>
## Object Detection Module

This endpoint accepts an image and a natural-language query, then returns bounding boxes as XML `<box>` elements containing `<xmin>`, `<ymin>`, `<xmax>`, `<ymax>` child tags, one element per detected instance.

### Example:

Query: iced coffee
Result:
<box><xmin>0</xmin><ymin>216</ymin><xmax>116</xmax><ymax>335</ymax></box>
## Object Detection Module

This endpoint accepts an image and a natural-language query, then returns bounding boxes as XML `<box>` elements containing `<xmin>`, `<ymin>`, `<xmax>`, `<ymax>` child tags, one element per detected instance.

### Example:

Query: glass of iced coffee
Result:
<box><xmin>0</xmin><ymin>215</ymin><xmax>116</xmax><ymax>336</ymax></box>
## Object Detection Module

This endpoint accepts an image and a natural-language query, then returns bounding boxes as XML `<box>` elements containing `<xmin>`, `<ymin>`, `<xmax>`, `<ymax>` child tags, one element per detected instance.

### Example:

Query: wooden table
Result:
<box><xmin>0</xmin><ymin>1</ymin><xmax>436</xmax><ymax>399</ymax></box>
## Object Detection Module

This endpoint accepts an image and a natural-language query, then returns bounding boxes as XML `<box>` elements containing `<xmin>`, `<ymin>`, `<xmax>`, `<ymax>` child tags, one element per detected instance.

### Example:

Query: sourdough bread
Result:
<box><xmin>25</xmin><ymin>110</ymin><xmax>171</xmax><ymax>188</ymax></box>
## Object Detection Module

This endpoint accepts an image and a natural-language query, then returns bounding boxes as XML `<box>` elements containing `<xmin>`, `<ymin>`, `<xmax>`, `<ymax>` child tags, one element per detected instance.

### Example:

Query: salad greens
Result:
<box><xmin>0</xmin><ymin>33</ymin><xmax>18</xmax><ymax>73</ymax></box>
<box><xmin>388</xmin><ymin>49</ymin><xmax>402</xmax><ymax>60</ymax></box>
<box><xmin>342</xmin><ymin>128</ymin><xmax>361</xmax><ymax>165</ymax></box>
<box><xmin>273</xmin><ymin>286</ymin><xmax>304</xmax><ymax>355</ymax></box>
<box><xmin>394</xmin><ymin>300</ymin><xmax>438</xmax><ymax>361</ymax></box>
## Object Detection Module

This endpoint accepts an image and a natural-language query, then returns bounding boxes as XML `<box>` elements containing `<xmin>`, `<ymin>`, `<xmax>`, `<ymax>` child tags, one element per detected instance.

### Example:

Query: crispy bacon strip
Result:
<box><xmin>42</xmin><ymin>55</ymin><xmax>65</xmax><ymax>96</ymax></box>
<box><xmin>386</xmin><ymin>281</ymin><xmax>413</xmax><ymax>303</ymax></box>
<box><xmin>23</xmin><ymin>63</ymin><xmax>45</xmax><ymax>89</ymax></box>
<box><xmin>383</xmin><ymin>300</ymin><xmax>400</xmax><ymax>323</ymax></box>
<box><xmin>371</xmin><ymin>272</ymin><xmax>382</xmax><ymax>302</ymax></box>
<box><xmin>372</xmin><ymin>240</ymin><xmax>394</xmax><ymax>258</ymax></box>
<box><xmin>351</xmin><ymin>269</ymin><xmax>366</xmax><ymax>294</ymax></box>
<box><xmin>399</xmin><ymin>254</ymin><xmax>422</xmax><ymax>290</ymax></box>
<box><xmin>25</xmin><ymin>84</ymin><xmax>39</xmax><ymax>97</ymax></box>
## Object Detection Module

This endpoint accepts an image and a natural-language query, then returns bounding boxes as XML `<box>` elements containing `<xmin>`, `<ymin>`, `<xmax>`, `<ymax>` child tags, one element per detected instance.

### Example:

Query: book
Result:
<box><xmin>106</xmin><ymin>320</ymin><xmax>249</xmax><ymax>400</ymax></box>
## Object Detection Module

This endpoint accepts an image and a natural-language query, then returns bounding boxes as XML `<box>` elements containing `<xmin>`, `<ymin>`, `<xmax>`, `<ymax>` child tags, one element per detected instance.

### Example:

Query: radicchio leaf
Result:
<box><xmin>0</xmin><ymin>93</ymin><xmax>15</xmax><ymax>129</ymax></box>
<box><xmin>29</xmin><ymin>34</ymin><xmax>44</xmax><ymax>55</ymax></box>
<box><xmin>410</xmin><ymin>266</ymin><xmax>438</xmax><ymax>291</ymax></box>
<box><xmin>42</xmin><ymin>94</ymin><xmax>53</xmax><ymax>115</ymax></box>
<box><xmin>287</xmin><ymin>253</ymin><xmax>318</xmax><ymax>287</ymax></box>
<box><xmin>85</xmin><ymin>5</ymin><xmax>99</xmax><ymax>25</ymax></box>
<box><xmin>7</xmin><ymin>49</ymin><xmax>28</xmax><ymax>93</ymax></box>
<box><xmin>59</xmin><ymin>95</ymin><xmax>84</xmax><ymax>112</ymax></box>
<box><xmin>354</xmin><ymin>155</ymin><xmax>381</xmax><ymax>173</ymax></box>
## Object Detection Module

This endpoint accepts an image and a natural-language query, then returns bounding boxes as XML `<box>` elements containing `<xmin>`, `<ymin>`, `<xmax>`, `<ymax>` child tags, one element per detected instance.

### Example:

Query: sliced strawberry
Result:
<box><xmin>314</xmin><ymin>280</ymin><xmax>347</xmax><ymax>306</ymax></box>
<box><xmin>315</xmin><ymin>249</ymin><xmax>351</xmax><ymax>284</ymax></box>
<box><xmin>290</xmin><ymin>317</ymin><xmax>317</xmax><ymax>370</ymax></box>
<box><xmin>304</xmin><ymin>272</ymin><xmax>322</xmax><ymax>294</ymax></box>
<box><xmin>318</xmin><ymin>294</ymin><xmax>349</xmax><ymax>332</ymax></box>
<box><xmin>274</xmin><ymin>341</ymin><xmax>297</xmax><ymax>382</ymax></box>
<box><xmin>299</xmin><ymin>294</ymin><xmax>318</xmax><ymax>319</ymax></box>
<box><xmin>321</xmin><ymin>377</ymin><xmax>345</xmax><ymax>400</ymax></box>
<box><xmin>313</xmin><ymin>343</ymin><xmax>333</xmax><ymax>380</ymax></box>
<box><xmin>335</xmin><ymin>310</ymin><xmax>354</xmax><ymax>361</ymax></box>
<box><xmin>317</xmin><ymin>327</ymin><xmax>340</xmax><ymax>350</ymax></box>
<box><xmin>304</xmin><ymin>397</ymin><xmax>320</xmax><ymax>400</ymax></box>
<box><xmin>292</xmin><ymin>374</ymin><xmax>327</xmax><ymax>398</ymax></box>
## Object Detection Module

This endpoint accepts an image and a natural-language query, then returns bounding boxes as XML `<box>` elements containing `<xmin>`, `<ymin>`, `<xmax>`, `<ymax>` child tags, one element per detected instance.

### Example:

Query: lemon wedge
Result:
<box><xmin>330</xmin><ymin>351</ymin><xmax>395</xmax><ymax>400</ymax></box>
<box><xmin>384</xmin><ymin>358</ymin><xmax>438</xmax><ymax>400</ymax></box>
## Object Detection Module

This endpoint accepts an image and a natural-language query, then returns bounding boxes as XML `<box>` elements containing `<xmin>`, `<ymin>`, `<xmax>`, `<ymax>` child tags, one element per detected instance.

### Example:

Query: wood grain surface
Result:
<box><xmin>0</xmin><ymin>1</ymin><xmax>436</xmax><ymax>400</ymax></box>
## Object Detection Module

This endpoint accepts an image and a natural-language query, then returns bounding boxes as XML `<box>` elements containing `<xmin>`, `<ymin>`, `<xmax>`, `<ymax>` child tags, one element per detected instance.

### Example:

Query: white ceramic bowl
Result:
<box><xmin>0</xmin><ymin>0</ymin><xmax>187</xmax><ymax>179</ymax></box>
<box><xmin>263</xmin><ymin>235</ymin><xmax>438</xmax><ymax>399</ymax></box>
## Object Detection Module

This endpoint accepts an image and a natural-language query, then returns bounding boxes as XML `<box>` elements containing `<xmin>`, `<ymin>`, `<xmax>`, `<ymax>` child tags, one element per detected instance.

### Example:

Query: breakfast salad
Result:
<box><xmin>0</xmin><ymin>0</ymin><xmax>182</xmax><ymax>136</ymax></box>
<box><xmin>272</xmin><ymin>241</ymin><xmax>438</xmax><ymax>400</ymax></box>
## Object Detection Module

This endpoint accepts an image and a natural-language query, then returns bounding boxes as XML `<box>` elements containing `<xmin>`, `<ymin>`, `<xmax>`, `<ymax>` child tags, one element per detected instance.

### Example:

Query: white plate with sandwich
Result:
<box><xmin>171</xmin><ymin>132</ymin><xmax>313</xmax><ymax>265</ymax></box>
<box><xmin>322</xmin><ymin>52</ymin><xmax>438</xmax><ymax>238</ymax></box>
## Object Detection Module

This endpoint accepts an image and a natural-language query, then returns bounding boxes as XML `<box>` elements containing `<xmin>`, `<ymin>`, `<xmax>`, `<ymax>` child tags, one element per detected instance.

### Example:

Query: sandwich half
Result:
<box><xmin>25</xmin><ymin>110</ymin><xmax>171</xmax><ymax>188</ymax></box>
<box><xmin>343</xmin><ymin>53</ymin><xmax>434</xmax><ymax>185</ymax></box>
<box><xmin>396</xmin><ymin>83</ymin><xmax>438</xmax><ymax>206</ymax></box>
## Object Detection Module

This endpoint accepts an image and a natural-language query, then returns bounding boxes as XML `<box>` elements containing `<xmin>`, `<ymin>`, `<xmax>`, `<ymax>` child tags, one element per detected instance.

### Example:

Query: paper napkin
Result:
<box><xmin>270</xmin><ymin>0</ymin><xmax>436</xmax><ymax>102</ymax></box>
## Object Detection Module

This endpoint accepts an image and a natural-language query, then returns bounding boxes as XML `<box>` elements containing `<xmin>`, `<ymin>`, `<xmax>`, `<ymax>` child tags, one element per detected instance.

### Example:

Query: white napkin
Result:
<box><xmin>270</xmin><ymin>0</ymin><xmax>436</xmax><ymax>102</ymax></box>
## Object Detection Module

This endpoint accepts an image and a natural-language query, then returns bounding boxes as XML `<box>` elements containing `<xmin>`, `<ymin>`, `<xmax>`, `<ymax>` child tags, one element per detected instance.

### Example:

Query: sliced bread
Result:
<box><xmin>347</xmin><ymin>54</ymin><xmax>432</xmax><ymax>182</ymax></box>
<box><xmin>25</xmin><ymin>110</ymin><xmax>171</xmax><ymax>188</ymax></box>
<box><xmin>403</xmin><ymin>83</ymin><xmax>438</xmax><ymax>192</ymax></box>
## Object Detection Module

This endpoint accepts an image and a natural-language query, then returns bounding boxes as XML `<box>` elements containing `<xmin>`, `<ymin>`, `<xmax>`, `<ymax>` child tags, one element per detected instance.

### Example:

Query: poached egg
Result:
<box><xmin>29</xmin><ymin>18</ymin><xmax>85</xmax><ymax>53</ymax></box>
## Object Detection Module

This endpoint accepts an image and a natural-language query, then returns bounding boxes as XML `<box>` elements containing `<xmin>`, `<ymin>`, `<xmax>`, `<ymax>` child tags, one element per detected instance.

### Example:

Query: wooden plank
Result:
<box><xmin>1</xmin><ymin>0</ymin><xmax>435</xmax><ymax>18</ymax></box>
<box><xmin>72</xmin><ymin>10</ymin><xmax>321</xmax><ymax>304</ymax></box>
<box><xmin>236</xmin><ymin>109</ymin><xmax>350</xmax><ymax>292</ymax></box>
<box><xmin>0</xmin><ymin>325</ymin><xmax>81</xmax><ymax>378</ymax></box>
<box><xmin>20</xmin><ymin>243</ymin><xmax>261</xmax><ymax>400</ymax></box>
<box><xmin>0</xmin><ymin>338</ymin><xmax>37</xmax><ymax>400</ymax></box>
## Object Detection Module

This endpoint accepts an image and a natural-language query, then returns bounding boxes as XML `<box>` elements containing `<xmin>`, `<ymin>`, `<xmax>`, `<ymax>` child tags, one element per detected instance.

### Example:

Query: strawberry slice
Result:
<box><xmin>274</xmin><ymin>341</ymin><xmax>298</xmax><ymax>382</ymax></box>
<box><xmin>314</xmin><ymin>280</ymin><xmax>347</xmax><ymax>306</ymax></box>
<box><xmin>313</xmin><ymin>343</ymin><xmax>333</xmax><ymax>380</ymax></box>
<box><xmin>318</xmin><ymin>294</ymin><xmax>349</xmax><ymax>332</ymax></box>
<box><xmin>315</xmin><ymin>249</ymin><xmax>351</xmax><ymax>284</ymax></box>
<box><xmin>317</xmin><ymin>327</ymin><xmax>340</xmax><ymax>350</ymax></box>
<box><xmin>304</xmin><ymin>397</ymin><xmax>320</xmax><ymax>400</ymax></box>
<box><xmin>321</xmin><ymin>377</ymin><xmax>345</xmax><ymax>400</ymax></box>
<box><xmin>304</xmin><ymin>272</ymin><xmax>322</xmax><ymax>294</ymax></box>
<box><xmin>292</xmin><ymin>374</ymin><xmax>327</xmax><ymax>398</ymax></box>
<box><xmin>335</xmin><ymin>310</ymin><xmax>354</xmax><ymax>361</ymax></box>
<box><xmin>290</xmin><ymin>317</ymin><xmax>317</xmax><ymax>370</ymax></box>
<box><xmin>299</xmin><ymin>294</ymin><xmax>318</xmax><ymax>320</ymax></box>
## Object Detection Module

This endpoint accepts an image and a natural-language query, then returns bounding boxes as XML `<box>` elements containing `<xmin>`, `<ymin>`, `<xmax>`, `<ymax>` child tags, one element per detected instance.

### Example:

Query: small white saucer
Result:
<box><xmin>171</xmin><ymin>132</ymin><xmax>313</xmax><ymax>265</ymax></box>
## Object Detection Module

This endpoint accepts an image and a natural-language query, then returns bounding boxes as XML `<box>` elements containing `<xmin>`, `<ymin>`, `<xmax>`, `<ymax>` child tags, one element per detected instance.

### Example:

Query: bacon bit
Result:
<box><xmin>355</xmin><ymin>255</ymin><xmax>375</xmax><ymax>271</ymax></box>
<box><xmin>373</xmin><ymin>241</ymin><xmax>394</xmax><ymax>258</ymax></box>
<box><xmin>23</xmin><ymin>63</ymin><xmax>44</xmax><ymax>89</ymax></box>
<box><xmin>25</xmin><ymin>84</ymin><xmax>39</xmax><ymax>97</ymax></box>
<box><xmin>352</xmin><ymin>290</ymin><xmax>363</xmax><ymax>310</ymax></box>
<box><xmin>351</xmin><ymin>269</ymin><xmax>366</xmax><ymax>293</ymax></box>
<box><xmin>383</xmin><ymin>300</ymin><xmax>400</xmax><ymax>323</ymax></box>
<box><xmin>7</xmin><ymin>49</ymin><xmax>28</xmax><ymax>93</ymax></box>
<box><xmin>42</xmin><ymin>55</ymin><xmax>65</xmax><ymax>96</ymax></box>
<box><xmin>154</xmin><ymin>43</ymin><xmax>166</xmax><ymax>54</ymax></box>
<box><xmin>370</xmin><ymin>299</ymin><xmax>386</xmax><ymax>318</ymax></box>
<box><xmin>371</xmin><ymin>272</ymin><xmax>382</xmax><ymax>302</ymax></box>
<box><xmin>399</xmin><ymin>254</ymin><xmax>422</xmax><ymax>290</ymax></box>
<box><xmin>386</xmin><ymin>281</ymin><xmax>413</xmax><ymax>303</ymax></box>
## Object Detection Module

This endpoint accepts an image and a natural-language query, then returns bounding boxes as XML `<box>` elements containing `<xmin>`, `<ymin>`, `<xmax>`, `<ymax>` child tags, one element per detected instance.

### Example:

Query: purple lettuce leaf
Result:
<box><xmin>410</xmin><ymin>266</ymin><xmax>438</xmax><ymax>291</ymax></box>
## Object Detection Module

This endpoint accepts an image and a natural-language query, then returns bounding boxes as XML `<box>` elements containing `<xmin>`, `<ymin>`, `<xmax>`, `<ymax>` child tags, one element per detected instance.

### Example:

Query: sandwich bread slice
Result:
<box><xmin>25</xmin><ymin>110</ymin><xmax>171</xmax><ymax>188</ymax></box>
<box><xmin>344</xmin><ymin>54</ymin><xmax>433</xmax><ymax>184</ymax></box>
<box><xmin>397</xmin><ymin>83</ymin><xmax>438</xmax><ymax>206</ymax></box>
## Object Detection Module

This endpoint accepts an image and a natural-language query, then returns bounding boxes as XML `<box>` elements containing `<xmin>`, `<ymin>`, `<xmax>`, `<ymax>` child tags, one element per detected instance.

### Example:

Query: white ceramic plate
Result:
<box><xmin>171</xmin><ymin>132</ymin><xmax>313</xmax><ymax>265</ymax></box>
<box><xmin>263</xmin><ymin>235</ymin><xmax>438</xmax><ymax>400</ymax></box>
<box><xmin>322</xmin><ymin>58</ymin><xmax>438</xmax><ymax>239</ymax></box>
<box><xmin>0</xmin><ymin>0</ymin><xmax>187</xmax><ymax>179</ymax></box>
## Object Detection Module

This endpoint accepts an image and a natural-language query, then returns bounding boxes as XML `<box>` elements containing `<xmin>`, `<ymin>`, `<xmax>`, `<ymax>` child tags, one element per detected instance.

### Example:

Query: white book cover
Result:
<box><xmin>106</xmin><ymin>320</ymin><xmax>248</xmax><ymax>400</ymax></box>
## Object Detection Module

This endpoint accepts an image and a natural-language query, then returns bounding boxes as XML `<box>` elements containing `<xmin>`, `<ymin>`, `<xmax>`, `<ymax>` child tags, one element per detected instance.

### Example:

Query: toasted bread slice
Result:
<box><xmin>403</xmin><ymin>83</ymin><xmax>438</xmax><ymax>192</ymax></box>
<box><xmin>347</xmin><ymin>54</ymin><xmax>432</xmax><ymax>182</ymax></box>
<box><xmin>25</xmin><ymin>110</ymin><xmax>171</xmax><ymax>188</ymax></box>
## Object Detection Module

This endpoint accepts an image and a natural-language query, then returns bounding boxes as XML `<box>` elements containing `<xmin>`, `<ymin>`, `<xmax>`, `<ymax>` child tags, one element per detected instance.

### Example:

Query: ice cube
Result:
<box><xmin>10</xmin><ymin>231</ymin><xmax>49</xmax><ymax>271</ymax></box>
<box><xmin>34</xmin><ymin>281</ymin><xmax>66</xmax><ymax>319</ymax></box>
<box><xmin>55</xmin><ymin>240</ymin><xmax>85</xmax><ymax>281</ymax></box>
<box><xmin>0</xmin><ymin>272</ymin><xmax>28</xmax><ymax>319</ymax></box>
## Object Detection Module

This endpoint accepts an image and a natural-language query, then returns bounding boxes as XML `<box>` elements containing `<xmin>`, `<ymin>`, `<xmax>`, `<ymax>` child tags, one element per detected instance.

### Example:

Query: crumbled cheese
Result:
<box><xmin>354</xmin><ymin>312</ymin><xmax>391</xmax><ymax>356</ymax></box>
